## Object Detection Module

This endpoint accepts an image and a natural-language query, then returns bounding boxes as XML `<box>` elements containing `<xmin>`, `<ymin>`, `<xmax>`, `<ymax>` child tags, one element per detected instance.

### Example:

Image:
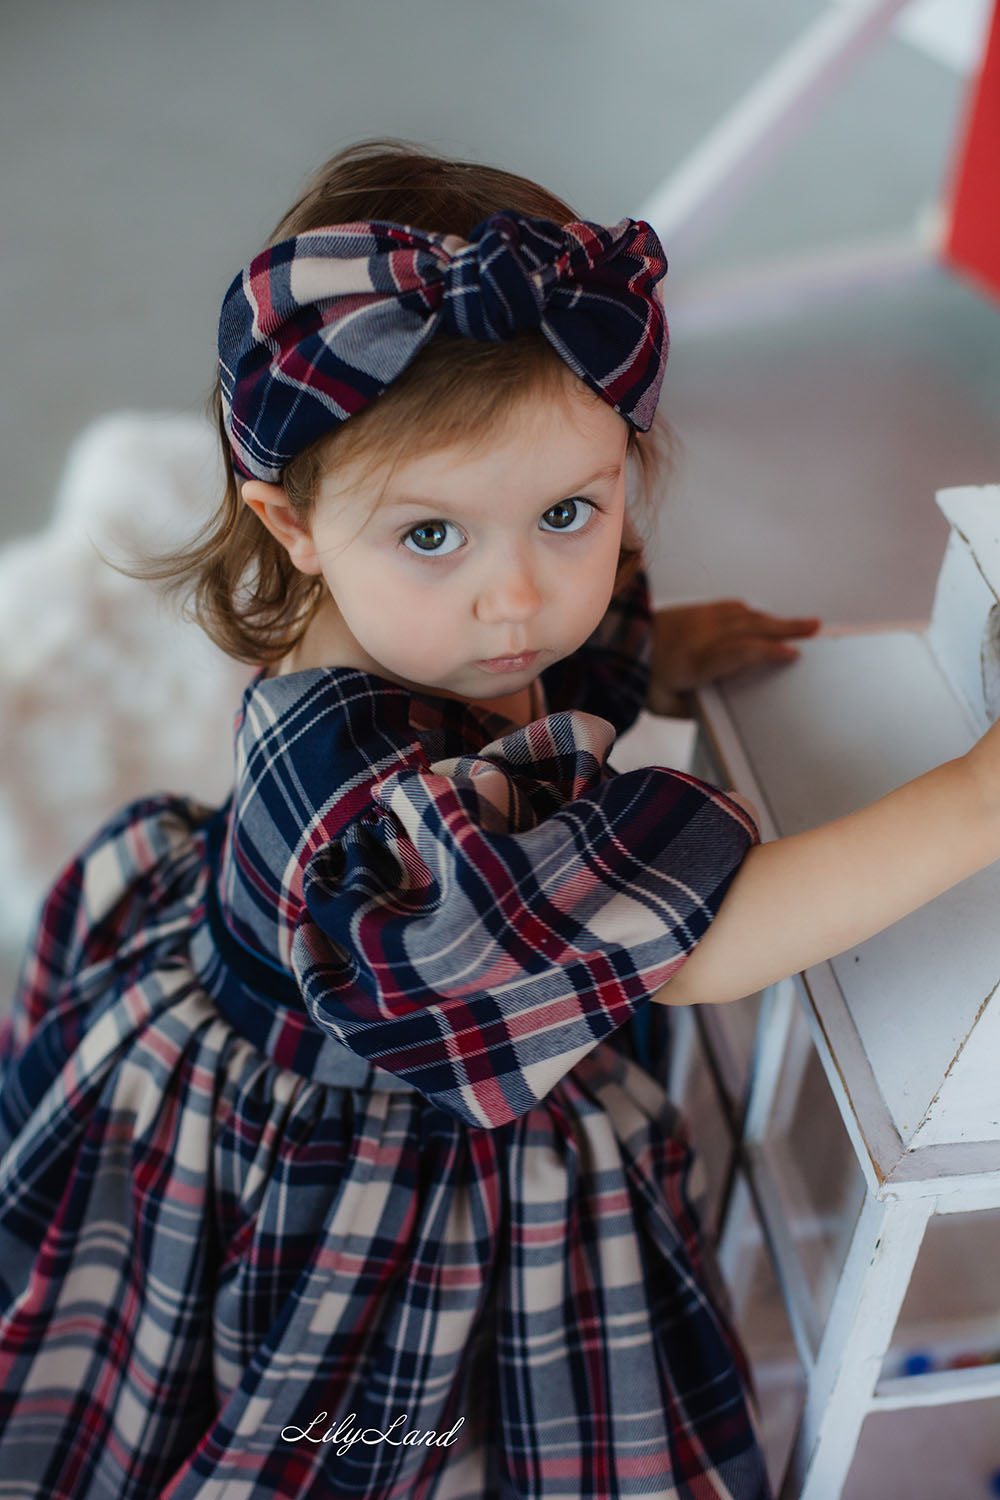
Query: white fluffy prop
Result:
<box><xmin>0</xmin><ymin>414</ymin><xmax>252</xmax><ymax>956</ymax></box>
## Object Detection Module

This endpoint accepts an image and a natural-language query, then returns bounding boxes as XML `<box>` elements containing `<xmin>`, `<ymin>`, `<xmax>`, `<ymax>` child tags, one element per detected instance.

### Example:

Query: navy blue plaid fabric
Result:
<box><xmin>0</xmin><ymin>576</ymin><xmax>770</xmax><ymax>1498</ymax></box>
<box><xmin>219</xmin><ymin>213</ymin><xmax>669</xmax><ymax>480</ymax></box>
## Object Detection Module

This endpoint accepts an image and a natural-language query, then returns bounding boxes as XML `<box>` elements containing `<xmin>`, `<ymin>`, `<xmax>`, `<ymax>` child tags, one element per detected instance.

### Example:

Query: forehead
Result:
<box><xmin>319</xmin><ymin>384</ymin><xmax>629</xmax><ymax>512</ymax></box>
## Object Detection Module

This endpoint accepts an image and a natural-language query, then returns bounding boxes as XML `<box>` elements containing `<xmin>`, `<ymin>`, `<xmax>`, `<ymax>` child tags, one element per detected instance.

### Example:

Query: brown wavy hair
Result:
<box><xmin>133</xmin><ymin>140</ymin><xmax>674</xmax><ymax>665</ymax></box>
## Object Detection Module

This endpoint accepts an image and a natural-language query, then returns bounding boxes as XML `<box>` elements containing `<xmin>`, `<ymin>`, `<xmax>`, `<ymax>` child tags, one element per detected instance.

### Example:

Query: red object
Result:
<box><xmin>943</xmin><ymin>0</ymin><xmax>1000</xmax><ymax>301</ymax></box>
<box><xmin>947</xmin><ymin>1350</ymin><xmax>987</xmax><ymax>1369</ymax></box>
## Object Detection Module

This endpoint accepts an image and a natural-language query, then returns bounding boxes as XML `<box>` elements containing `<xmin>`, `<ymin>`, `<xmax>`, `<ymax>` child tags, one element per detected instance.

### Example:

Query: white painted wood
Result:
<box><xmin>682</xmin><ymin>486</ymin><xmax>1000</xmax><ymax>1490</ymax></box>
<box><xmin>637</xmin><ymin>0</ymin><xmax>914</xmax><ymax>257</ymax></box>
<box><xmin>716</xmin><ymin>1174</ymin><xmax>760</xmax><ymax>1318</ymax></box>
<box><xmin>893</xmin><ymin>0</ymin><xmax>995</xmax><ymax>74</ymax></box>
<box><xmin>715</xmin><ymin>633</ymin><xmax>973</xmax><ymax>829</ymax></box>
<box><xmin>695</xmin><ymin>1003</ymin><xmax>748</xmax><ymax>1124</ymax></box>
<box><xmin>781</xmin><ymin>1193</ymin><xmax>933</xmax><ymax>1500</ymax></box>
<box><xmin>746</xmin><ymin>1140</ymin><xmax>826</xmax><ymax>1367</ymax></box>
<box><xmin>890</xmin><ymin>1155</ymin><xmax>1000</xmax><ymax>1206</ymax></box>
<box><xmin>714</xmin><ymin>983</ymin><xmax>796</xmax><ymax>1325</ymax></box>
<box><xmin>743</xmin><ymin>980</ymin><xmax>797</xmax><ymax>1142</ymax></box>
<box><xmin>873</xmin><ymin>1362</ymin><xmax>1000</xmax><ymax>1409</ymax></box>
<box><xmin>926</xmin><ymin>485</ymin><xmax>1000</xmax><ymax>737</ymax></box>
<box><xmin>768</xmin><ymin>993</ymin><xmax>816</xmax><ymax>1137</ymax></box>
<box><xmin>694</xmin><ymin>683</ymin><xmax>781</xmax><ymax>840</ymax></box>
<box><xmin>926</xmin><ymin>510</ymin><xmax>1000</xmax><ymax>737</ymax></box>
<box><xmin>694</xmin><ymin>709</ymin><xmax>900</xmax><ymax>1183</ymax></box>
<box><xmin>670</xmin><ymin>228</ymin><xmax>934</xmax><ymax>340</ymax></box>
<box><xmin>665</xmin><ymin>999</ymin><xmax>698</xmax><ymax>1106</ymax></box>
<box><xmin>909</xmin><ymin>982</ymin><xmax>1000</xmax><ymax>1147</ymax></box>
<box><xmin>713</xmin><ymin>631</ymin><xmax>1000</xmax><ymax>1147</ymax></box>
<box><xmin>933</xmin><ymin>485</ymin><xmax>1000</xmax><ymax>598</ymax></box>
<box><xmin>608</xmin><ymin>707</ymin><xmax>698</xmax><ymax>776</ymax></box>
<box><xmin>797</xmin><ymin>962</ymin><xmax>900</xmax><ymax>1192</ymax></box>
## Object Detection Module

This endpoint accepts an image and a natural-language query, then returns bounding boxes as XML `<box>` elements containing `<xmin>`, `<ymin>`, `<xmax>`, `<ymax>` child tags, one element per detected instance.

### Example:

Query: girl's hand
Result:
<box><xmin>646</xmin><ymin>600</ymin><xmax>821</xmax><ymax>715</ymax></box>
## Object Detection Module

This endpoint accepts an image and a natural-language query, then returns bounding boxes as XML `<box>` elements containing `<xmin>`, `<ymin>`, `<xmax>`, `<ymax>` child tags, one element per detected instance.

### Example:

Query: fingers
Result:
<box><xmin>713</xmin><ymin>600</ymin><xmax>820</xmax><ymax>636</ymax></box>
<box><xmin>709</xmin><ymin>604</ymin><xmax>822</xmax><ymax>647</ymax></box>
<box><xmin>648</xmin><ymin>600</ymin><xmax>822</xmax><ymax>691</ymax></box>
<box><xmin>654</xmin><ymin>602</ymin><xmax>821</xmax><ymax>637</ymax></box>
<box><xmin>751</xmin><ymin>612</ymin><xmax>821</xmax><ymax>640</ymax></box>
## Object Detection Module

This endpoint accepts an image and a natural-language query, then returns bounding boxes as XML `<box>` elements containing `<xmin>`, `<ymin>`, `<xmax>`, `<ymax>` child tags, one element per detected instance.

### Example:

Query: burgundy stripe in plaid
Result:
<box><xmin>0</xmin><ymin>574</ymin><xmax>770</xmax><ymax>1497</ymax></box>
<box><xmin>218</xmin><ymin>213</ymin><xmax>669</xmax><ymax>480</ymax></box>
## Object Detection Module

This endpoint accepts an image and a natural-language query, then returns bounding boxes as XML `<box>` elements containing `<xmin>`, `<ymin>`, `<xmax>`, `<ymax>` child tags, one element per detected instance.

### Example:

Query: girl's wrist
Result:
<box><xmin>962</xmin><ymin>720</ymin><xmax>1000</xmax><ymax>839</ymax></box>
<box><xmin>644</xmin><ymin>685</ymin><xmax>694</xmax><ymax>718</ymax></box>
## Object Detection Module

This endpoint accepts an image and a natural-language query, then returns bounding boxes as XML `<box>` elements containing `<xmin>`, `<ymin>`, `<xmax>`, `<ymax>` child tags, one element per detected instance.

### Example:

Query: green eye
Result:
<box><xmin>540</xmin><ymin>499</ymin><xmax>594</xmax><ymax>533</ymax></box>
<box><xmin>402</xmin><ymin>520</ymin><xmax>464</xmax><ymax>556</ymax></box>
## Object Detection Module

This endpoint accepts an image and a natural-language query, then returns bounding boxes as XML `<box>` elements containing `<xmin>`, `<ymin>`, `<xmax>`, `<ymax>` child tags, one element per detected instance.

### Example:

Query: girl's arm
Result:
<box><xmin>654</xmin><ymin>724</ymin><xmax>1000</xmax><ymax>1008</ymax></box>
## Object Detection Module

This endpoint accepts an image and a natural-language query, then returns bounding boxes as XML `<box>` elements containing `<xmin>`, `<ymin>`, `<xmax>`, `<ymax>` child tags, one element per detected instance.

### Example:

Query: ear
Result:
<box><xmin>241</xmin><ymin>481</ymin><xmax>323</xmax><ymax>576</ymax></box>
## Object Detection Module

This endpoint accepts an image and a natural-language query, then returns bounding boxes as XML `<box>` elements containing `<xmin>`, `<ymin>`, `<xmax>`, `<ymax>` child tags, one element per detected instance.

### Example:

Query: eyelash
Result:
<box><xmin>400</xmin><ymin>498</ymin><xmax>599</xmax><ymax>557</ymax></box>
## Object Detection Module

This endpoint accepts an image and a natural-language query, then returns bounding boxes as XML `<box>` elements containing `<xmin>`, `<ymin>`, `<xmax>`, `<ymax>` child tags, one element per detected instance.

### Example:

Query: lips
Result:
<box><xmin>476</xmin><ymin>651</ymin><xmax>539</xmax><ymax>674</ymax></box>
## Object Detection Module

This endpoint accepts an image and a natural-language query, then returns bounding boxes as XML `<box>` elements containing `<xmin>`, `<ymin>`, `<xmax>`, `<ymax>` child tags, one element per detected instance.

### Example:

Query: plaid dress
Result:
<box><xmin>0</xmin><ymin>573</ymin><xmax>770</xmax><ymax>1500</ymax></box>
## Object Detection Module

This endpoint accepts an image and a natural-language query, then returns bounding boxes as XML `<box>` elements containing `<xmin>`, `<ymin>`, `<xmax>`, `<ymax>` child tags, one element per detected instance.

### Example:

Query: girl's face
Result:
<box><xmin>243</xmin><ymin>384</ymin><xmax>631</xmax><ymax>704</ymax></box>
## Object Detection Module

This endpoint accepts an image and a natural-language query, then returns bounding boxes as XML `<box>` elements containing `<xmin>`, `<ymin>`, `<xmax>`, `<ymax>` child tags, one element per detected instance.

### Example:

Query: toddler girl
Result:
<box><xmin>1</xmin><ymin>140</ymin><xmax>996</xmax><ymax>1500</ymax></box>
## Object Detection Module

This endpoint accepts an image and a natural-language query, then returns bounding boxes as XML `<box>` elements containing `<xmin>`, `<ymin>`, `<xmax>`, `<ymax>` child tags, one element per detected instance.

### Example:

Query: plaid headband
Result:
<box><xmin>218</xmin><ymin>211</ymin><xmax>669</xmax><ymax>481</ymax></box>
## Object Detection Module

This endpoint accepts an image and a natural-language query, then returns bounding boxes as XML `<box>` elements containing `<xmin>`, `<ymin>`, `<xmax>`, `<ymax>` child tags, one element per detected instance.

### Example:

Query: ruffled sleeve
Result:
<box><xmin>291</xmin><ymin>709</ymin><xmax>757</xmax><ymax>1128</ymax></box>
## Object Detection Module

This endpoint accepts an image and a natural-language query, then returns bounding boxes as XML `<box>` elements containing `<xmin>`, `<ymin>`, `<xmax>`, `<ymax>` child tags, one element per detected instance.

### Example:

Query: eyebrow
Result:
<box><xmin>381</xmin><ymin>461</ymin><xmax>625</xmax><ymax>512</ymax></box>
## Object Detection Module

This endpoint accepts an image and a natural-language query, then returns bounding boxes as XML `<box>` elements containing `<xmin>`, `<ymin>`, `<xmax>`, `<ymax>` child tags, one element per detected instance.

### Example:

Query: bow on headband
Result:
<box><xmin>218</xmin><ymin>211</ymin><xmax>669</xmax><ymax>482</ymax></box>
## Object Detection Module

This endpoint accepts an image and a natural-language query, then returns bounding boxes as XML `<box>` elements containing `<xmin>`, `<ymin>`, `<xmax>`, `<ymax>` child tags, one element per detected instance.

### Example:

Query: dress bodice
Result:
<box><xmin>188</xmin><ymin>570</ymin><xmax>757</xmax><ymax>1129</ymax></box>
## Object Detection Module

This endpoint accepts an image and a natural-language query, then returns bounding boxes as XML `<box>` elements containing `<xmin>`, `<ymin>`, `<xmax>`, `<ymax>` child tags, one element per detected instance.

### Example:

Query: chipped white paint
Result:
<box><xmin>927</xmin><ymin>485</ymin><xmax>1000</xmax><ymax>735</ymax></box>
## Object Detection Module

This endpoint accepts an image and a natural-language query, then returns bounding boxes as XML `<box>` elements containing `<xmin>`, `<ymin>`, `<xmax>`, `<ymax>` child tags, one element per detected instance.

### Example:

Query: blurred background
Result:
<box><xmin>3</xmin><ymin>0</ymin><xmax>999</xmax><ymax>604</ymax></box>
<box><xmin>2</xmin><ymin>3</ymin><xmax>1000</xmax><ymax>1494</ymax></box>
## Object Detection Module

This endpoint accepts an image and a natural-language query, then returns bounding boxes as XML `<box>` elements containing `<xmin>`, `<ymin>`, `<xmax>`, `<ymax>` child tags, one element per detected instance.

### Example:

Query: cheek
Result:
<box><xmin>540</xmin><ymin>551</ymin><xmax>617</xmax><ymax>652</ymax></box>
<box><xmin>565</xmin><ymin>533</ymin><xmax>621</xmax><ymax>603</ymax></box>
<box><xmin>332</xmin><ymin>564</ymin><xmax>458</xmax><ymax>651</ymax></box>
<box><xmin>342</xmin><ymin>584</ymin><xmax>412</xmax><ymax>638</ymax></box>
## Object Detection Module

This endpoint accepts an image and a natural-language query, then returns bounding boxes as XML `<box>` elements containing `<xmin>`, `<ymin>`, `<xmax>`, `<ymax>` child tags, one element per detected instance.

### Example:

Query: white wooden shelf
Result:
<box><xmin>687</xmin><ymin>486</ymin><xmax>1000</xmax><ymax>1497</ymax></box>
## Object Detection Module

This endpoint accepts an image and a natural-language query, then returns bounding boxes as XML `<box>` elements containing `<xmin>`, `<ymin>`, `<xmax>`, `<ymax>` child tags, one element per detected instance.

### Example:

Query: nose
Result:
<box><xmin>474</xmin><ymin>546</ymin><xmax>543</xmax><ymax>627</ymax></box>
